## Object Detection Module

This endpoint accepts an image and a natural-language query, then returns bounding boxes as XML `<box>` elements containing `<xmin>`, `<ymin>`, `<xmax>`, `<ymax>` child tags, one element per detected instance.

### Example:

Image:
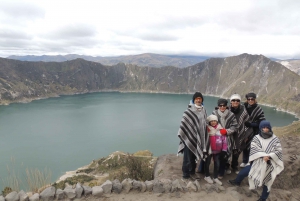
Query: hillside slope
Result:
<box><xmin>0</xmin><ymin>53</ymin><xmax>300</xmax><ymax>115</ymax></box>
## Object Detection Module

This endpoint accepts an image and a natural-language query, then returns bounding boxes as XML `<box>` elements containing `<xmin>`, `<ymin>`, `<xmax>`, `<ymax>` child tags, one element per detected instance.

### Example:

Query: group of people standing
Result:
<box><xmin>177</xmin><ymin>92</ymin><xmax>284</xmax><ymax>201</ymax></box>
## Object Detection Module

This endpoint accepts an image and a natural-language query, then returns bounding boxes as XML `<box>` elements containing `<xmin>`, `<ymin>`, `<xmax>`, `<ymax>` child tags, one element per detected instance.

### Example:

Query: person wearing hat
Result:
<box><xmin>211</xmin><ymin>98</ymin><xmax>238</xmax><ymax>179</ymax></box>
<box><xmin>203</xmin><ymin>114</ymin><xmax>228</xmax><ymax>185</ymax></box>
<box><xmin>240</xmin><ymin>92</ymin><xmax>265</xmax><ymax>167</ymax></box>
<box><xmin>227</xmin><ymin>93</ymin><xmax>252</xmax><ymax>175</ymax></box>
<box><xmin>227</xmin><ymin>120</ymin><xmax>284</xmax><ymax>201</ymax></box>
<box><xmin>177</xmin><ymin>92</ymin><xmax>209</xmax><ymax>183</ymax></box>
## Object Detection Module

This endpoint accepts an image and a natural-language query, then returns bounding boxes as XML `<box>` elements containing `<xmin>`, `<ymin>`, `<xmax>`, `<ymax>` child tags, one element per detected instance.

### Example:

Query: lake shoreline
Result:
<box><xmin>3</xmin><ymin>90</ymin><xmax>298</xmax><ymax>120</ymax></box>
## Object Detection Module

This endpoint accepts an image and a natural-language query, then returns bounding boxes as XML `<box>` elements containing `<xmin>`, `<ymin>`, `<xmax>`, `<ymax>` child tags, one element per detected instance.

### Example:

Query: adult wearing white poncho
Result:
<box><xmin>227</xmin><ymin>120</ymin><xmax>284</xmax><ymax>201</ymax></box>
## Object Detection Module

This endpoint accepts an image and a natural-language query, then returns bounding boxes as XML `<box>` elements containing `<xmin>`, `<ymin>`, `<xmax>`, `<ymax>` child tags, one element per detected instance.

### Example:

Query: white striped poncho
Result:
<box><xmin>229</xmin><ymin>104</ymin><xmax>252</xmax><ymax>151</ymax></box>
<box><xmin>248</xmin><ymin>134</ymin><xmax>284</xmax><ymax>192</ymax></box>
<box><xmin>177</xmin><ymin>104</ymin><xmax>209</xmax><ymax>160</ymax></box>
<box><xmin>244</xmin><ymin>104</ymin><xmax>265</xmax><ymax>149</ymax></box>
<box><xmin>212</xmin><ymin>109</ymin><xmax>238</xmax><ymax>155</ymax></box>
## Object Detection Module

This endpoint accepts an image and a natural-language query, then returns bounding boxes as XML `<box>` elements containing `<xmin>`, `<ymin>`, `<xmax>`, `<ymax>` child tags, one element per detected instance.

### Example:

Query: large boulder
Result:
<box><xmin>112</xmin><ymin>179</ymin><xmax>122</xmax><ymax>194</ymax></box>
<box><xmin>153</xmin><ymin>180</ymin><xmax>164</xmax><ymax>193</ymax></box>
<box><xmin>100</xmin><ymin>180</ymin><xmax>112</xmax><ymax>194</ymax></box>
<box><xmin>121</xmin><ymin>178</ymin><xmax>133</xmax><ymax>193</ymax></box>
<box><xmin>75</xmin><ymin>182</ymin><xmax>83</xmax><ymax>198</ymax></box>
<box><xmin>29</xmin><ymin>193</ymin><xmax>39</xmax><ymax>201</ymax></box>
<box><xmin>145</xmin><ymin>180</ymin><xmax>153</xmax><ymax>191</ymax></box>
<box><xmin>55</xmin><ymin>189</ymin><xmax>65</xmax><ymax>200</ymax></box>
<box><xmin>63</xmin><ymin>186</ymin><xmax>76</xmax><ymax>199</ymax></box>
<box><xmin>18</xmin><ymin>190</ymin><xmax>29</xmax><ymax>201</ymax></box>
<box><xmin>82</xmin><ymin>185</ymin><xmax>92</xmax><ymax>196</ymax></box>
<box><xmin>5</xmin><ymin>191</ymin><xmax>19</xmax><ymax>201</ymax></box>
<box><xmin>40</xmin><ymin>186</ymin><xmax>55</xmax><ymax>201</ymax></box>
<box><xmin>92</xmin><ymin>186</ymin><xmax>103</xmax><ymax>197</ymax></box>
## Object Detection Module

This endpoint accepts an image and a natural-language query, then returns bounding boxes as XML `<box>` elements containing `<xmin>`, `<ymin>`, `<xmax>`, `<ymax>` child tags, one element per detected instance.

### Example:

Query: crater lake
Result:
<box><xmin>0</xmin><ymin>92</ymin><xmax>298</xmax><ymax>190</ymax></box>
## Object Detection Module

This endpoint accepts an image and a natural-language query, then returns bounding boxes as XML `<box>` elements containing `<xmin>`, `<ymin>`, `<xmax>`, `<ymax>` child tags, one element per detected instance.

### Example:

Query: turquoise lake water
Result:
<box><xmin>0</xmin><ymin>92</ymin><xmax>298</xmax><ymax>190</ymax></box>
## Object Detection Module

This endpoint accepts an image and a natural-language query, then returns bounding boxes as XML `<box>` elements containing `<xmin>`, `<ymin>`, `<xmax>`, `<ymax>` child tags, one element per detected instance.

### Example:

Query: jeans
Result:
<box><xmin>235</xmin><ymin>164</ymin><xmax>270</xmax><ymax>200</ymax></box>
<box><xmin>204</xmin><ymin>154</ymin><xmax>220</xmax><ymax>179</ymax></box>
<box><xmin>231</xmin><ymin>151</ymin><xmax>240</xmax><ymax>170</ymax></box>
<box><xmin>197</xmin><ymin>159</ymin><xmax>205</xmax><ymax>173</ymax></box>
<box><xmin>182</xmin><ymin>145</ymin><xmax>196</xmax><ymax>178</ymax></box>
<box><xmin>242</xmin><ymin>148</ymin><xmax>250</xmax><ymax>163</ymax></box>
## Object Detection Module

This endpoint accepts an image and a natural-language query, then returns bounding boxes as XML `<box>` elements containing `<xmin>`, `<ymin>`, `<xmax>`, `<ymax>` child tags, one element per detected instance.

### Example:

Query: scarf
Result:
<box><xmin>248</xmin><ymin>134</ymin><xmax>284</xmax><ymax>192</ymax></box>
<box><xmin>217</xmin><ymin>109</ymin><xmax>229</xmax><ymax>129</ymax></box>
<box><xmin>177</xmin><ymin>104</ymin><xmax>209</xmax><ymax>160</ymax></box>
<box><xmin>260</xmin><ymin>131</ymin><xmax>273</xmax><ymax>139</ymax></box>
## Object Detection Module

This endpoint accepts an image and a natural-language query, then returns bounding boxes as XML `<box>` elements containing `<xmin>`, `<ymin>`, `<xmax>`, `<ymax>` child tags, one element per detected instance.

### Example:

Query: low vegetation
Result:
<box><xmin>55</xmin><ymin>151</ymin><xmax>156</xmax><ymax>189</ymax></box>
<box><xmin>1</xmin><ymin>158</ymin><xmax>52</xmax><ymax>195</ymax></box>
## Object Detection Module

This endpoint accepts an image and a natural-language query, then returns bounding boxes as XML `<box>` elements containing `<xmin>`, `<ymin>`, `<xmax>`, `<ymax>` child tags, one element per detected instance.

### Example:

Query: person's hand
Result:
<box><xmin>245</xmin><ymin>121</ymin><xmax>252</xmax><ymax>127</ymax></box>
<box><xmin>263</xmin><ymin>156</ymin><xmax>270</xmax><ymax>162</ymax></box>
<box><xmin>220</xmin><ymin>129</ymin><xmax>227</xmax><ymax>135</ymax></box>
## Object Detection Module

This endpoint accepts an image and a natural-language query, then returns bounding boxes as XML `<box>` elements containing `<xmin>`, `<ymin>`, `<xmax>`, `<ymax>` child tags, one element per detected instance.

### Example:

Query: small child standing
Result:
<box><xmin>204</xmin><ymin>114</ymin><xmax>228</xmax><ymax>185</ymax></box>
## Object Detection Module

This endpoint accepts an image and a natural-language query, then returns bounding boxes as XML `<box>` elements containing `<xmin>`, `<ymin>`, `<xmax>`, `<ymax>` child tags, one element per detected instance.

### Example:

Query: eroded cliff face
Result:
<box><xmin>0</xmin><ymin>53</ymin><xmax>300</xmax><ymax>115</ymax></box>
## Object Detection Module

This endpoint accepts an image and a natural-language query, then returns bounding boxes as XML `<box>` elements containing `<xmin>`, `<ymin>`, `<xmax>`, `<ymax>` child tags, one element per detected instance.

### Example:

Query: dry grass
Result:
<box><xmin>25</xmin><ymin>168</ymin><xmax>52</xmax><ymax>193</ymax></box>
<box><xmin>273</xmin><ymin>120</ymin><xmax>300</xmax><ymax>137</ymax></box>
<box><xmin>1</xmin><ymin>158</ymin><xmax>22</xmax><ymax>192</ymax></box>
<box><xmin>1</xmin><ymin>157</ymin><xmax>52</xmax><ymax>194</ymax></box>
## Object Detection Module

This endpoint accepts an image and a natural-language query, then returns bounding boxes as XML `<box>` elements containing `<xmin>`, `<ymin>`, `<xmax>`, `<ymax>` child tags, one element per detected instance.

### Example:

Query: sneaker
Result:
<box><xmin>213</xmin><ymin>178</ymin><xmax>222</xmax><ymax>185</ymax></box>
<box><xmin>240</xmin><ymin>163</ymin><xmax>247</xmax><ymax>168</ymax></box>
<box><xmin>204</xmin><ymin>176</ymin><xmax>214</xmax><ymax>184</ymax></box>
<box><xmin>218</xmin><ymin>176</ymin><xmax>223</xmax><ymax>180</ymax></box>
<box><xmin>232</xmin><ymin>168</ymin><xmax>239</xmax><ymax>174</ymax></box>
<box><xmin>226</xmin><ymin>169</ymin><xmax>231</xmax><ymax>174</ymax></box>
<box><xmin>227</xmin><ymin>179</ymin><xmax>240</xmax><ymax>186</ymax></box>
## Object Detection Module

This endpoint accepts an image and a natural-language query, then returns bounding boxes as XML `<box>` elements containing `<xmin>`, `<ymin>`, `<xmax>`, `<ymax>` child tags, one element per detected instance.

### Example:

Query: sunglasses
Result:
<box><xmin>231</xmin><ymin>99</ymin><xmax>240</xmax><ymax>102</ymax></box>
<box><xmin>218</xmin><ymin>105</ymin><xmax>227</xmax><ymax>107</ymax></box>
<box><xmin>247</xmin><ymin>98</ymin><xmax>255</xmax><ymax>101</ymax></box>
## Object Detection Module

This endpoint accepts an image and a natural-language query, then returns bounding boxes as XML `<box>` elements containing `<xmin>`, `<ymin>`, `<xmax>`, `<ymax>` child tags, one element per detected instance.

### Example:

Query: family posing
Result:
<box><xmin>177</xmin><ymin>92</ymin><xmax>284</xmax><ymax>201</ymax></box>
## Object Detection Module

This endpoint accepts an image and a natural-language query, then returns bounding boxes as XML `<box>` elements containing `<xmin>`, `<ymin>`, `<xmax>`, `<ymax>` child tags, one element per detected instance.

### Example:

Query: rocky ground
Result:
<box><xmin>68</xmin><ymin>132</ymin><xmax>300</xmax><ymax>201</ymax></box>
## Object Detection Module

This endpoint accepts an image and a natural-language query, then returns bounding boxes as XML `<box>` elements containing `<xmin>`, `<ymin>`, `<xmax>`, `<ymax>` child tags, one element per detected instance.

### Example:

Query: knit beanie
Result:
<box><xmin>192</xmin><ymin>92</ymin><xmax>204</xmax><ymax>103</ymax></box>
<box><xmin>217</xmin><ymin>98</ymin><xmax>228</xmax><ymax>106</ymax></box>
<box><xmin>246</xmin><ymin>92</ymin><xmax>257</xmax><ymax>99</ymax></box>
<box><xmin>207</xmin><ymin>114</ymin><xmax>218</xmax><ymax>123</ymax></box>
<box><xmin>230</xmin><ymin>93</ymin><xmax>241</xmax><ymax>101</ymax></box>
<box><xmin>259</xmin><ymin>120</ymin><xmax>273</xmax><ymax>133</ymax></box>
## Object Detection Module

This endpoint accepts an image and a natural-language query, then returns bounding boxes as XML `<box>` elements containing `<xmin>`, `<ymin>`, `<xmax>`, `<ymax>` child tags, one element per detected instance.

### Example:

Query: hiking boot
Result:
<box><xmin>204</xmin><ymin>176</ymin><xmax>214</xmax><ymax>184</ymax></box>
<box><xmin>240</xmin><ymin>163</ymin><xmax>247</xmax><ymax>168</ymax></box>
<box><xmin>227</xmin><ymin>179</ymin><xmax>240</xmax><ymax>186</ymax></box>
<box><xmin>213</xmin><ymin>178</ymin><xmax>222</xmax><ymax>185</ymax></box>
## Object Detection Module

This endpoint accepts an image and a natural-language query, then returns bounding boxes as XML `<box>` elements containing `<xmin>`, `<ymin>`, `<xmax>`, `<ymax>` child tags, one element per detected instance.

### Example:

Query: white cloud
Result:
<box><xmin>0</xmin><ymin>0</ymin><xmax>300</xmax><ymax>59</ymax></box>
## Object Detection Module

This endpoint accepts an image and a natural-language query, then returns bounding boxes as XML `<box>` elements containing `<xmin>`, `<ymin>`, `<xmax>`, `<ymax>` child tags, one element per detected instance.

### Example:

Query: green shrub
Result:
<box><xmin>1</xmin><ymin>187</ymin><xmax>12</xmax><ymax>196</ymax></box>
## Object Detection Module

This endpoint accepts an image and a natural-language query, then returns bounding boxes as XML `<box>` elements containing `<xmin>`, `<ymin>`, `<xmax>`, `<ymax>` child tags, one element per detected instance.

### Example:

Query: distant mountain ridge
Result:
<box><xmin>276</xmin><ymin>59</ymin><xmax>300</xmax><ymax>75</ymax></box>
<box><xmin>7</xmin><ymin>53</ymin><xmax>210</xmax><ymax>68</ymax></box>
<box><xmin>1</xmin><ymin>53</ymin><xmax>300</xmax><ymax>115</ymax></box>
